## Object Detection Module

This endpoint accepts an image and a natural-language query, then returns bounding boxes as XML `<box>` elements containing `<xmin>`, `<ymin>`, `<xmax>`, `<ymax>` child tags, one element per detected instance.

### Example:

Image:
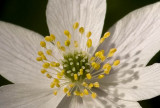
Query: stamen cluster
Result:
<box><xmin>36</xmin><ymin>22</ymin><xmax>120</xmax><ymax>99</ymax></box>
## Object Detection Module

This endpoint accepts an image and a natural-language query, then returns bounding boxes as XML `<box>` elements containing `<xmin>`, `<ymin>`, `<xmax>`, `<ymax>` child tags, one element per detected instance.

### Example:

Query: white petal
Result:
<box><xmin>57</xmin><ymin>96</ymin><xmax>84</xmax><ymax>108</ymax></box>
<box><xmin>46</xmin><ymin>0</ymin><xmax>106</xmax><ymax>54</ymax></box>
<box><xmin>98</xmin><ymin>2</ymin><xmax>160</xmax><ymax>70</ymax></box>
<box><xmin>101</xmin><ymin>63</ymin><xmax>160</xmax><ymax>101</ymax></box>
<box><xmin>0</xmin><ymin>84</ymin><xmax>65</xmax><ymax>108</ymax></box>
<box><xmin>0</xmin><ymin>21</ymin><xmax>53</xmax><ymax>84</ymax></box>
<box><xmin>83</xmin><ymin>92</ymin><xmax>142</xmax><ymax>108</ymax></box>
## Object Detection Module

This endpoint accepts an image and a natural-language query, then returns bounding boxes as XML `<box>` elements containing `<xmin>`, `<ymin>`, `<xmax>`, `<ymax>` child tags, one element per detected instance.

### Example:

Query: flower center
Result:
<box><xmin>36</xmin><ymin>22</ymin><xmax>120</xmax><ymax>99</ymax></box>
<box><xmin>62</xmin><ymin>51</ymin><xmax>90</xmax><ymax>82</ymax></box>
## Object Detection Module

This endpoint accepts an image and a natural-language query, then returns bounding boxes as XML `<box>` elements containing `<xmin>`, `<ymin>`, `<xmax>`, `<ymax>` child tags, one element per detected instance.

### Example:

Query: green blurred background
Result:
<box><xmin>0</xmin><ymin>0</ymin><xmax>160</xmax><ymax>107</ymax></box>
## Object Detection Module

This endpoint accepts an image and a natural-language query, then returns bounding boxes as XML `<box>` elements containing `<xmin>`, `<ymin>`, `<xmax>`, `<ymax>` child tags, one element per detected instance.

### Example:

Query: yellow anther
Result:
<box><xmin>50</xmin><ymin>34</ymin><xmax>56</xmax><ymax>41</ymax></box>
<box><xmin>110</xmin><ymin>48</ymin><xmax>117</xmax><ymax>53</ymax></box>
<box><xmin>60</xmin><ymin>46</ymin><xmax>66</xmax><ymax>51</ymax></box>
<box><xmin>56</xmin><ymin>84</ymin><xmax>60</xmax><ymax>88</ymax></box>
<box><xmin>100</xmin><ymin>55</ymin><xmax>106</xmax><ymax>61</ymax></box>
<box><xmin>90</xmin><ymin>57</ymin><xmax>95</xmax><ymax>61</ymax></box>
<box><xmin>86</xmin><ymin>31</ymin><xmax>92</xmax><ymax>38</ymax></box>
<box><xmin>41</xmin><ymin>69</ymin><xmax>47</xmax><ymax>74</ymax></box>
<box><xmin>113</xmin><ymin>60</ymin><xmax>120</xmax><ymax>66</ymax></box>
<box><xmin>41</xmin><ymin>54</ymin><xmax>47</xmax><ymax>60</ymax></box>
<box><xmin>91</xmin><ymin>92</ymin><xmax>97</xmax><ymax>99</ymax></box>
<box><xmin>100</xmin><ymin>50</ymin><xmax>105</xmax><ymax>54</ymax></box>
<box><xmin>38</xmin><ymin>51</ymin><xmax>44</xmax><ymax>56</ymax></box>
<box><xmin>74</xmin><ymin>90</ymin><xmax>80</xmax><ymax>96</ymax></box>
<box><xmin>57</xmin><ymin>41</ymin><xmax>61</xmax><ymax>48</ymax></box>
<box><xmin>86</xmin><ymin>73</ymin><xmax>92</xmax><ymax>80</ymax></box>
<box><xmin>103</xmin><ymin>32</ymin><xmax>110</xmax><ymax>38</ymax></box>
<box><xmin>91</xmin><ymin>62</ymin><xmax>100</xmax><ymax>70</ymax></box>
<box><xmin>80</xmin><ymin>93</ymin><xmax>84</xmax><ymax>97</ymax></box>
<box><xmin>55</xmin><ymin>63</ymin><xmax>60</xmax><ymax>67</ymax></box>
<box><xmin>50</xmin><ymin>82</ymin><xmax>55</xmax><ymax>88</ymax></box>
<box><xmin>50</xmin><ymin>62</ymin><xmax>56</xmax><ymax>67</ymax></box>
<box><xmin>69</xmin><ymin>84</ymin><xmax>74</xmax><ymax>88</ymax></box>
<box><xmin>40</xmin><ymin>41</ymin><xmax>46</xmax><ymax>47</ymax></box>
<box><xmin>87</xmin><ymin>39</ymin><xmax>92</xmax><ymax>48</ymax></box>
<box><xmin>53</xmin><ymin>90</ymin><xmax>57</xmax><ymax>95</ymax></box>
<box><xmin>43</xmin><ymin>62</ymin><xmax>50</xmax><ymax>68</ymax></box>
<box><xmin>57</xmin><ymin>73</ymin><xmax>62</xmax><ymax>79</ymax></box>
<box><xmin>82</xmin><ymin>82</ymin><xmax>88</xmax><ymax>87</ymax></box>
<box><xmin>46</xmin><ymin>49</ymin><xmax>52</xmax><ymax>55</ymax></box>
<box><xmin>79</xmin><ymin>27</ymin><xmax>84</xmax><ymax>34</ymax></box>
<box><xmin>45</xmin><ymin>36</ymin><xmax>52</xmax><ymax>42</ymax></box>
<box><xmin>73</xmin><ymin>22</ymin><xmax>79</xmax><ymax>30</ymax></box>
<box><xmin>64</xmin><ymin>88</ymin><xmax>69</xmax><ymax>93</ymax></box>
<box><xmin>104</xmin><ymin>69</ymin><xmax>111</xmax><ymax>74</ymax></box>
<box><xmin>88</xmin><ymin>83</ymin><xmax>93</xmax><ymax>89</ymax></box>
<box><xmin>67</xmin><ymin>92</ymin><xmax>71</xmax><ymax>97</ymax></box>
<box><xmin>94</xmin><ymin>82</ymin><xmax>100</xmax><ymax>88</ymax></box>
<box><xmin>36</xmin><ymin>57</ymin><xmax>42</xmax><ymax>61</ymax></box>
<box><xmin>46</xmin><ymin>73</ymin><xmax>52</xmax><ymax>78</ymax></box>
<box><xmin>98</xmin><ymin>74</ymin><xmax>104</xmax><ymax>79</ymax></box>
<box><xmin>103</xmin><ymin>63</ymin><xmax>111</xmax><ymax>69</ymax></box>
<box><xmin>65</xmin><ymin>40</ymin><xmax>70</xmax><ymax>46</ymax></box>
<box><xmin>99</xmin><ymin>37</ymin><xmax>105</xmax><ymax>44</ymax></box>
<box><xmin>74</xmin><ymin>41</ymin><xmax>78</xmax><ymax>47</ymax></box>
<box><xmin>64</xmin><ymin>30</ymin><xmax>71</xmax><ymax>39</ymax></box>
<box><xmin>80</xmin><ymin>69</ymin><xmax>83</xmax><ymax>75</ymax></box>
<box><xmin>74</xmin><ymin>74</ymin><xmax>78</xmax><ymax>81</ymax></box>
<box><xmin>53</xmin><ymin>78</ymin><xmax>60</xmax><ymax>84</ymax></box>
<box><xmin>83</xmin><ymin>89</ymin><xmax>89</xmax><ymax>95</ymax></box>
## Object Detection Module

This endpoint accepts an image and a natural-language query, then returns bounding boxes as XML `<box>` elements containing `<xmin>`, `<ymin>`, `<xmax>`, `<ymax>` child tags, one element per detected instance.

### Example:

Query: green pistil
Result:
<box><xmin>62</xmin><ymin>51</ymin><xmax>90</xmax><ymax>82</ymax></box>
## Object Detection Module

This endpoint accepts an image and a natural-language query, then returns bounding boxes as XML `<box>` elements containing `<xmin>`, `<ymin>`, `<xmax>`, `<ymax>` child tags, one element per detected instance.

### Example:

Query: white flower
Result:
<box><xmin>0</xmin><ymin>0</ymin><xmax>160</xmax><ymax>108</ymax></box>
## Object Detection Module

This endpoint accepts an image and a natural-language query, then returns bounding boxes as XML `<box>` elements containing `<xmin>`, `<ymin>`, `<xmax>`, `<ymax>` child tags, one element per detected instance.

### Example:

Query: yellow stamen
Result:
<box><xmin>80</xmin><ymin>93</ymin><xmax>84</xmax><ymax>97</ymax></box>
<box><xmin>88</xmin><ymin>83</ymin><xmax>93</xmax><ymax>89</ymax></box>
<box><xmin>64</xmin><ymin>87</ymin><xmax>69</xmax><ymax>93</ymax></box>
<box><xmin>73</xmin><ymin>22</ymin><xmax>79</xmax><ymax>30</ymax></box>
<box><xmin>98</xmin><ymin>74</ymin><xmax>104</xmax><ymax>79</ymax></box>
<box><xmin>103</xmin><ymin>63</ymin><xmax>111</xmax><ymax>69</ymax></box>
<box><xmin>86</xmin><ymin>73</ymin><xmax>92</xmax><ymax>80</ymax></box>
<box><xmin>40</xmin><ymin>41</ymin><xmax>46</xmax><ymax>47</ymax></box>
<box><xmin>91</xmin><ymin>62</ymin><xmax>100</xmax><ymax>70</ymax></box>
<box><xmin>83</xmin><ymin>89</ymin><xmax>89</xmax><ymax>95</ymax></box>
<box><xmin>82</xmin><ymin>82</ymin><xmax>88</xmax><ymax>87</ymax></box>
<box><xmin>53</xmin><ymin>90</ymin><xmax>57</xmax><ymax>95</ymax></box>
<box><xmin>74</xmin><ymin>90</ymin><xmax>80</xmax><ymax>96</ymax></box>
<box><xmin>50</xmin><ymin>82</ymin><xmax>55</xmax><ymax>88</ymax></box>
<box><xmin>113</xmin><ymin>60</ymin><xmax>120</xmax><ymax>66</ymax></box>
<box><xmin>64</xmin><ymin>30</ymin><xmax>71</xmax><ymax>39</ymax></box>
<box><xmin>57</xmin><ymin>41</ymin><xmax>61</xmax><ymax>48</ymax></box>
<box><xmin>80</xmin><ymin>69</ymin><xmax>83</xmax><ymax>75</ymax></box>
<box><xmin>53</xmin><ymin>78</ymin><xmax>60</xmax><ymax>84</ymax></box>
<box><xmin>107</xmin><ymin>48</ymin><xmax>117</xmax><ymax>57</ymax></box>
<box><xmin>43</xmin><ymin>62</ymin><xmax>50</xmax><ymax>68</ymax></box>
<box><xmin>74</xmin><ymin>41</ymin><xmax>78</xmax><ymax>47</ymax></box>
<box><xmin>36</xmin><ymin>57</ymin><xmax>42</xmax><ymax>61</ymax></box>
<box><xmin>50</xmin><ymin>34</ymin><xmax>56</xmax><ymax>41</ymax></box>
<box><xmin>90</xmin><ymin>57</ymin><xmax>95</xmax><ymax>61</ymax></box>
<box><xmin>46</xmin><ymin>73</ymin><xmax>52</xmax><ymax>78</ymax></box>
<box><xmin>87</xmin><ymin>39</ymin><xmax>92</xmax><ymax>48</ymax></box>
<box><xmin>38</xmin><ymin>51</ymin><xmax>44</xmax><ymax>56</ymax></box>
<box><xmin>65</xmin><ymin>40</ymin><xmax>70</xmax><ymax>46</ymax></box>
<box><xmin>94</xmin><ymin>82</ymin><xmax>100</xmax><ymax>88</ymax></box>
<box><xmin>74</xmin><ymin>74</ymin><xmax>78</xmax><ymax>81</ymax></box>
<box><xmin>60</xmin><ymin>46</ymin><xmax>66</xmax><ymax>52</ymax></box>
<box><xmin>45</xmin><ymin>36</ymin><xmax>52</xmax><ymax>42</ymax></box>
<box><xmin>79</xmin><ymin>27</ymin><xmax>84</xmax><ymax>34</ymax></box>
<box><xmin>91</xmin><ymin>92</ymin><xmax>97</xmax><ymax>99</ymax></box>
<box><xmin>41</xmin><ymin>54</ymin><xmax>47</xmax><ymax>60</ymax></box>
<box><xmin>41</xmin><ymin>69</ymin><xmax>47</xmax><ymax>74</ymax></box>
<box><xmin>86</xmin><ymin>31</ymin><xmax>92</xmax><ymax>38</ymax></box>
<box><xmin>46</xmin><ymin>49</ymin><xmax>52</xmax><ymax>55</ymax></box>
<box><xmin>67</xmin><ymin>92</ymin><xmax>71</xmax><ymax>97</ymax></box>
<box><xmin>69</xmin><ymin>84</ymin><xmax>74</xmax><ymax>88</ymax></box>
<box><xmin>103</xmin><ymin>32</ymin><xmax>110</xmax><ymax>38</ymax></box>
